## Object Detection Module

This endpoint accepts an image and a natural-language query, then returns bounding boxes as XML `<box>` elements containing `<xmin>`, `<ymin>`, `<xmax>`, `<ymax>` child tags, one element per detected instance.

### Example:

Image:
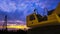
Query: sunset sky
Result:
<box><xmin>0</xmin><ymin>0</ymin><xmax>60</xmax><ymax>25</ymax></box>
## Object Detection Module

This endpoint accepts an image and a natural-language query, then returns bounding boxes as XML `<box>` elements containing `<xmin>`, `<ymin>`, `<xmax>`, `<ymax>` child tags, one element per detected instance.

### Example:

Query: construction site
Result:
<box><xmin>0</xmin><ymin>2</ymin><xmax>60</xmax><ymax>34</ymax></box>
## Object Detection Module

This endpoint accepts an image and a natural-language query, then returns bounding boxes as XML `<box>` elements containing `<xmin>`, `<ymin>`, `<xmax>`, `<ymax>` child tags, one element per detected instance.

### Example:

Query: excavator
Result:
<box><xmin>27</xmin><ymin>3</ymin><xmax>60</xmax><ymax>34</ymax></box>
<box><xmin>26</xmin><ymin>3</ymin><xmax>60</xmax><ymax>27</ymax></box>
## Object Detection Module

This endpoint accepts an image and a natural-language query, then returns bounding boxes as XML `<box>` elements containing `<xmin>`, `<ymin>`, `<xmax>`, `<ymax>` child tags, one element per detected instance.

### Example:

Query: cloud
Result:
<box><xmin>0</xmin><ymin>0</ymin><xmax>59</xmax><ymax>12</ymax></box>
<box><xmin>17</xmin><ymin>3</ymin><xmax>28</xmax><ymax>11</ymax></box>
<box><xmin>0</xmin><ymin>0</ymin><xmax>17</xmax><ymax>12</ymax></box>
<box><xmin>0</xmin><ymin>0</ymin><xmax>59</xmax><ymax>24</ymax></box>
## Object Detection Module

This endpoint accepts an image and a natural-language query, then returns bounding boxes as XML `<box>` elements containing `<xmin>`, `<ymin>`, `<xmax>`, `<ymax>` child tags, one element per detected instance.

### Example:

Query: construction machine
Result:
<box><xmin>27</xmin><ymin>3</ymin><xmax>60</xmax><ymax>34</ymax></box>
<box><xmin>26</xmin><ymin>3</ymin><xmax>60</xmax><ymax>27</ymax></box>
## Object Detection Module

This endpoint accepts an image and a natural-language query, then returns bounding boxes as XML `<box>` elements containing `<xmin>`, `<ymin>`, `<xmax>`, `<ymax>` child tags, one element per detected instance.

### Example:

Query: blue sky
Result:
<box><xmin>0</xmin><ymin>0</ymin><xmax>60</xmax><ymax>24</ymax></box>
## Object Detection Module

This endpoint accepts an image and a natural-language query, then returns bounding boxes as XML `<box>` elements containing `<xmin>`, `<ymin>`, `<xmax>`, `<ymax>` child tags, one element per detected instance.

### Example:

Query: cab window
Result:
<box><xmin>36</xmin><ymin>14</ymin><xmax>47</xmax><ymax>22</ymax></box>
<box><xmin>29</xmin><ymin>15</ymin><xmax>35</xmax><ymax>21</ymax></box>
<box><xmin>58</xmin><ymin>14</ymin><xmax>60</xmax><ymax>17</ymax></box>
<box><xmin>36</xmin><ymin>14</ymin><xmax>43</xmax><ymax>22</ymax></box>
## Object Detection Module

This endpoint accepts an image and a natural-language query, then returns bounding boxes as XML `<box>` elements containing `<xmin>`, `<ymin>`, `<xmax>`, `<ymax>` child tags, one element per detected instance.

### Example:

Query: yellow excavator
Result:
<box><xmin>26</xmin><ymin>3</ymin><xmax>60</xmax><ymax>27</ymax></box>
<box><xmin>27</xmin><ymin>3</ymin><xmax>60</xmax><ymax>34</ymax></box>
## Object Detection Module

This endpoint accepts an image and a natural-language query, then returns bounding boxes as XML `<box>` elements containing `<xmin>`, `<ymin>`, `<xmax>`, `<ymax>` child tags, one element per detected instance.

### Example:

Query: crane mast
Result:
<box><xmin>3</xmin><ymin>15</ymin><xmax>7</xmax><ymax>31</ymax></box>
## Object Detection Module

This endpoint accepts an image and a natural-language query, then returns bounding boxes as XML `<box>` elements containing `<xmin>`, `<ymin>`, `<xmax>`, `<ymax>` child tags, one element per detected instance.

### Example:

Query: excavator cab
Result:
<box><xmin>26</xmin><ymin>3</ymin><xmax>60</xmax><ymax>27</ymax></box>
<box><xmin>26</xmin><ymin>9</ymin><xmax>48</xmax><ymax>27</ymax></box>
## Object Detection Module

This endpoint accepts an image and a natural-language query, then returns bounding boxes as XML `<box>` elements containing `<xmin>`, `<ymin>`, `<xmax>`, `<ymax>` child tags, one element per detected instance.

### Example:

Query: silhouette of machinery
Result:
<box><xmin>3</xmin><ymin>15</ymin><xmax>7</xmax><ymax>31</ymax></box>
<box><xmin>26</xmin><ymin>3</ymin><xmax>60</xmax><ymax>27</ymax></box>
<box><xmin>0</xmin><ymin>14</ymin><xmax>7</xmax><ymax>31</ymax></box>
